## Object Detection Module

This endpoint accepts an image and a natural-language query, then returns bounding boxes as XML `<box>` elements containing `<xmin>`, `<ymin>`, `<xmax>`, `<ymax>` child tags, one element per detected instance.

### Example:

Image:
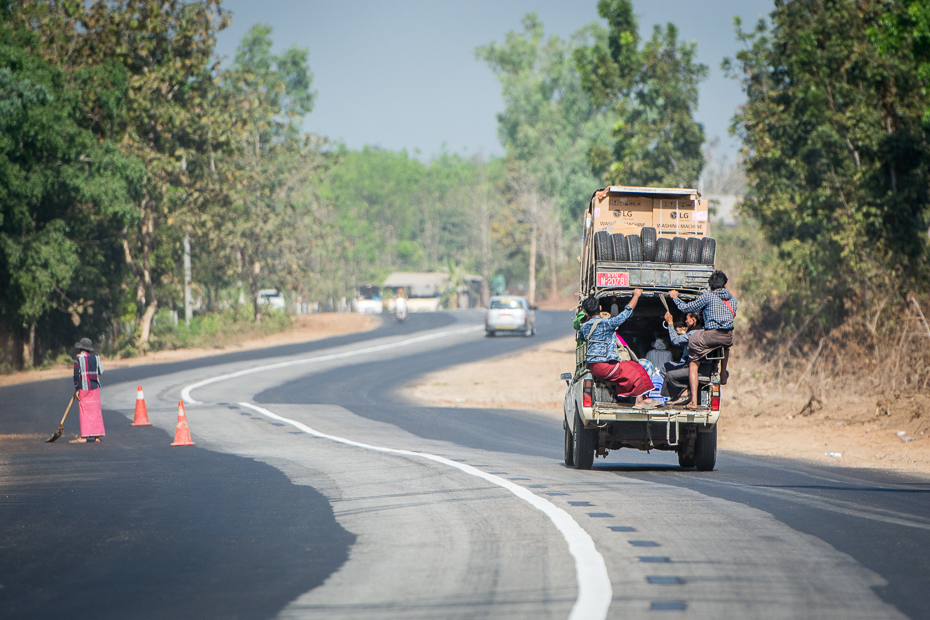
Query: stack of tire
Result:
<box><xmin>593</xmin><ymin>227</ymin><xmax>715</xmax><ymax>265</ymax></box>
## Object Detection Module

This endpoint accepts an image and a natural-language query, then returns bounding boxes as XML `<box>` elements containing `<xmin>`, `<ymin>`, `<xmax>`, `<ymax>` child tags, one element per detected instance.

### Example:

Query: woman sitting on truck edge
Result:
<box><xmin>578</xmin><ymin>290</ymin><xmax>657</xmax><ymax>408</ymax></box>
<box><xmin>668</xmin><ymin>270</ymin><xmax>737</xmax><ymax>409</ymax></box>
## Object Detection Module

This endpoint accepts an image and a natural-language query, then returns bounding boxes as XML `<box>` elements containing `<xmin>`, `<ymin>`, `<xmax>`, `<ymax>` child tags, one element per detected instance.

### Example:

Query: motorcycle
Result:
<box><xmin>394</xmin><ymin>301</ymin><xmax>408</xmax><ymax>322</ymax></box>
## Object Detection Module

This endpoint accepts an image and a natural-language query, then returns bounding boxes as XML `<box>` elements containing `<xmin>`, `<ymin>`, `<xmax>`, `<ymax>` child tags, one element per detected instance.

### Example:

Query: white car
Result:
<box><xmin>257</xmin><ymin>289</ymin><xmax>286</xmax><ymax>311</ymax></box>
<box><xmin>485</xmin><ymin>296</ymin><xmax>536</xmax><ymax>337</ymax></box>
<box><xmin>355</xmin><ymin>285</ymin><xmax>384</xmax><ymax>314</ymax></box>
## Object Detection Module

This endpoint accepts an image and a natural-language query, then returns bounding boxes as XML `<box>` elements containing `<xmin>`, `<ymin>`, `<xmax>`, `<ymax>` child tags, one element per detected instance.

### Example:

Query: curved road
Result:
<box><xmin>2</xmin><ymin>310</ymin><xmax>929</xmax><ymax>618</ymax></box>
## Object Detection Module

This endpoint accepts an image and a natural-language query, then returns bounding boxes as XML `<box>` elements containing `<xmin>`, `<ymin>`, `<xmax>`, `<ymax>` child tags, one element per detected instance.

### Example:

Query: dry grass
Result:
<box><xmin>405</xmin><ymin>335</ymin><xmax>930</xmax><ymax>474</ymax></box>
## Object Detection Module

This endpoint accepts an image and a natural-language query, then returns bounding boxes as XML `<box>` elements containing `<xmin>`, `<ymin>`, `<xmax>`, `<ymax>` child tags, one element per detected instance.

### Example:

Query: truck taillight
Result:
<box><xmin>583</xmin><ymin>379</ymin><xmax>593</xmax><ymax>407</ymax></box>
<box><xmin>711</xmin><ymin>395</ymin><xmax>720</xmax><ymax>410</ymax></box>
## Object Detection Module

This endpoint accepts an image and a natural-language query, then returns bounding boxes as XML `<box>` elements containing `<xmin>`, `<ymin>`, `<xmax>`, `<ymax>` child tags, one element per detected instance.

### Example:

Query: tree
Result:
<box><xmin>478</xmin><ymin>14</ymin><xmax>601</xmax><ymax>300</ymax></box>
<box><xmin>724</xmin><ymin>0</ymin><xmax>930</xmax><ymax>334</ymax></box>
<box><xmin>575</xmin><ymin>0</ymin><xmax>708</xmax><ymax>187</ymax></box>
<box><xmin>0</xmin><ymin>20</ymin><xmax>140</xmax><ymax>367</ymax></box>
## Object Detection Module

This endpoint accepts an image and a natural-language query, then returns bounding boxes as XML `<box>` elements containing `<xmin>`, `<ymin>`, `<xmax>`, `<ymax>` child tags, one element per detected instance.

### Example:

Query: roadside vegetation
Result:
<box><xmin>2</xmin><ymin>0</ymin><xmax>930</xmax><ymax>419</ymax></box>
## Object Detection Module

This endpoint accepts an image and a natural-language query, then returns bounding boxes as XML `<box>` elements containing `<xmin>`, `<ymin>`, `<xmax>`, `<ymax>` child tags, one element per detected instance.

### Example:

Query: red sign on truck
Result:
<box><xmin>596</xmin><ymin>272</ymin><xmax>629</xmax><ymax>287</ymax></box>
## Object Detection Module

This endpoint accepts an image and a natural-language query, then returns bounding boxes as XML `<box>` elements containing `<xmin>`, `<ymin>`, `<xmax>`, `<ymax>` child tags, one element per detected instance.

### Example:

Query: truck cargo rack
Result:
<box><xmin>587</xmin><ymin>260</ymin><xmax>714</xmax><ymax>296</ymax></box>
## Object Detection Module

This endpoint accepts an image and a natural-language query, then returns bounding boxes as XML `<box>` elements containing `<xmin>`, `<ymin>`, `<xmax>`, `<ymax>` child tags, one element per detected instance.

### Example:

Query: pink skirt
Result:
<box><xmin>78</xmin><ymin>389</ymin><xmax>106</xmax><ymax>437</ymax></box>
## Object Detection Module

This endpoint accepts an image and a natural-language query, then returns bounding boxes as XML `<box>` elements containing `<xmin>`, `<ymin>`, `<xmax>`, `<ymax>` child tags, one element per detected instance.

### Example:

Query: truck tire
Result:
<box><xmin>627</xmin><ymin>234</ymin><xmax>643</xmax><ymax>261</ymax></box>
<box><xmin>641</xmin><ymin>227</ymin><xmax>657</xmax><ymax>261</ymax></box>
<box><xmin>685</xmin><ymin>237</ymin><xmax>701</xmax><ymax>263</ymax></box>
<box><xmin>594</xmin><ymin>230</ymin><xmax>614</xmax><ymax>261</ymax></box>
<box><xmin>563</xmin><ymin>420</ymin><xmax>575</xmax><ymax>467</ymax></box>
<box><xmin>670</xmin><ymin>237</ymin><xmax>687</xmax><ymax>263</ymax></box>
<box><xmin>694</xmin><ymin>426</ymin><xmax>717</xmax><ymax>471</ymax></box>
<box><xmin>701</xmin><ymin>237</ymin><xmax>716</xmax><ymax>265</ymax></box>
<box><xmin>611</xmin><ymin>233</ymin><xmax>628</xmax><ymax>261</ymax></box>
<box><xmin>572</xmin><ymin>409</ymin><xmax>596</xmax><ymax>470</ymax></box>
<box><xmin>678</xmin><ymin>448</ymin><xmax>695</xmax><ymax>468</ymax></box>
<box><xmin>655</xmin><ymin>237</ymin><xmax>671</xmax><ymax>262</ymax></box>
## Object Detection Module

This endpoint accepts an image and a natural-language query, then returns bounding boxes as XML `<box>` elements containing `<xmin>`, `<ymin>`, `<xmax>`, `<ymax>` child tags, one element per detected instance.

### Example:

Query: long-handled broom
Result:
<box><xmin>46</xmin><ymin>391</ymin><xmax>78</xmax><ymax>443</ymax></box>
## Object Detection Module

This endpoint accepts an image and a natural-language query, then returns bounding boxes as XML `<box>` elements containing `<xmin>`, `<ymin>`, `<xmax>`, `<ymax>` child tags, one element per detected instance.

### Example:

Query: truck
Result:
<box><xmin>562</xmin><ymin>185</ymin><xmax>723</xmax><ymax>471</ymax></box>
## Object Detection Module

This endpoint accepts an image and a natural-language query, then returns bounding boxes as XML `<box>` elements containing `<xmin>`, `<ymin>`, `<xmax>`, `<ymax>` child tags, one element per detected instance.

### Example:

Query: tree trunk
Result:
<box><xmin>136</xmin><ymin>204</ymin><xmax>157</xmax><ymax>349</ymax></box>
<box><xmin>250</xmin><ymin>259</ymin><xmax>262</xmax><ymax>323</ymax></box>
<box><xmin>479</xmin><ymin>171</ymin><xmax>491</xmax><ymax>307</ymax></box>
<box><xmin>183</xmin><ymin>229</ymin><xmax>192</xmax><ymax>327</ymax></box>
<box><xmin>22</xmin><ymin>322</ymin><xmax>35</xmax><ymax>369</ymax></box>
<box><xmin>550</xmin><ymin>228</ymin><xmax>558</xmax><ymax>301</ymax></box>
<box><xmin>528</xmin><ymin>219</ymin><xmax>537</xmax><ymax>306</ymax></box>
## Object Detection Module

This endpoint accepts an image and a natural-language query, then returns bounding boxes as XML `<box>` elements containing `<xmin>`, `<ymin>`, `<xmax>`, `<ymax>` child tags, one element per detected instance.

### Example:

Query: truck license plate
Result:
<box><xmin>596</xmin><ymin>272</ymin><xmax>629</xmax><ymax>287</ymax></box>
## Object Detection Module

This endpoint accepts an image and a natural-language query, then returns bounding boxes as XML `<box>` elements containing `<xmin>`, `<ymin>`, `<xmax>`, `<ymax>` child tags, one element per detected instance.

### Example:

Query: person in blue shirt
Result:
<box><xmin>660</xmin><ymin>311</ymin><xmax>703</xmax><ymax>403</ymax></box>
<box><xmin>578</xmin><ymin>290</ymin><xmax>656</xmax><ymax>408</ymax></box>
<box><xmin>669</xmin><ymin>270</ymin><xmax>737</xmax><ymax>408</ymax></box>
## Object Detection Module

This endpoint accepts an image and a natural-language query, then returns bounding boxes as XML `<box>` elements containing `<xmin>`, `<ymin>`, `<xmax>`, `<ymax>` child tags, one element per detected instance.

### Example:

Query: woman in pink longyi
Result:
<box><xmin>71</xmin><ymin>337</ymin><xmax>105</xmax><ymax>443</ymax></box>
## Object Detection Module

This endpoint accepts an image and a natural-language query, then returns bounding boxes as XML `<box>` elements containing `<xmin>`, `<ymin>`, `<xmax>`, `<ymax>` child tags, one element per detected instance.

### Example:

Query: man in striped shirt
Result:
<box><xmin>669</xmin><ymin>271</ymin><xmax>737</xmax><ymax>408</ymax></box>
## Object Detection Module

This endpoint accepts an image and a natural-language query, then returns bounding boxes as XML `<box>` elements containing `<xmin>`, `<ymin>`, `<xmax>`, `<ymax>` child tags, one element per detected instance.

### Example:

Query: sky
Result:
<box><xmin>213</xmin><ymin>0</ymin><xmax>775</xmax><ymax>164</ymax></box>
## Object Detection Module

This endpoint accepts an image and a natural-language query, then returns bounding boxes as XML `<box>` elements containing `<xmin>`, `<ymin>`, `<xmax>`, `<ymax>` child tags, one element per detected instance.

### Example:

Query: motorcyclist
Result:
<box><xmin>394</xmin><ymin>288</ymin><xmax>408</xmax><ymax>321</ymax></box>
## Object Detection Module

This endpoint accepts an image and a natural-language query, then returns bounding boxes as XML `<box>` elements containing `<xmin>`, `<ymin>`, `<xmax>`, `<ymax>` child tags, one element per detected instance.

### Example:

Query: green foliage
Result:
<box><xmin>868</xmin><ymin>0</ymin><xmax>930</xmax><ymax>123</ymax></box>
<box><xmin>725</xmin><ymin>1</ymin><xmax>930</xmax><ymax>336</ymax></box>
<box><xmin>575</xmin><ymin>0</ymin><xmax>708</xmax><ymax>187</ymax></box>
<box><xmin>149</xmin><ymin>306</ymin><xmax>291</xmax><ymax>351</ymax></box>
<box><xmin>477</xmin><ymin>14</ymin><xmax>602</xmax><ymax>224</ymax></box>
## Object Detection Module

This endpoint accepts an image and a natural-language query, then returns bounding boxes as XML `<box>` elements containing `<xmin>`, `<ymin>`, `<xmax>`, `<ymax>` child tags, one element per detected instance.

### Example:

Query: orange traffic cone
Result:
<box><xmin>131</xmin><ymin>385</ymin><xmax>152</xmax><ymax>426</ymax></box>
<box><xmin>170</xmin><ymin>401</ymin><xmax>195</xmax><ymax>447</ymax></box>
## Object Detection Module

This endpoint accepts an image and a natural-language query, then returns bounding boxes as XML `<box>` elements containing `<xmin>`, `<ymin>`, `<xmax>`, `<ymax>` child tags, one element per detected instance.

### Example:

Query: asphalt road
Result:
<box><xmin>3</xmin><ymin>310</ymin><xmax>930</xmax><ymax>619</ymax></box>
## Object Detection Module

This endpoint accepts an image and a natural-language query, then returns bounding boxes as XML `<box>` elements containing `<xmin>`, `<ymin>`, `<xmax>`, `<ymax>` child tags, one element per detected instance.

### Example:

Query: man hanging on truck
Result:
<box><xmin>669</xmin><ymin>271</ymin><xmax>737</xmax><ymax>409</ymax></box>
<box><xmin>577</xmin><ymin>289</ymin><xmax>657</xmax><ymax>408</ymax></box>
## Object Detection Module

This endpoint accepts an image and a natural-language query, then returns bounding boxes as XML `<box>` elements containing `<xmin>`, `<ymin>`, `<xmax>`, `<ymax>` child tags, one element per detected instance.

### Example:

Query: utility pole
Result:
<box><xmin>183</xmin><ymin>228</ymin><xmax>192</xmax><ymax>327</ymax></box>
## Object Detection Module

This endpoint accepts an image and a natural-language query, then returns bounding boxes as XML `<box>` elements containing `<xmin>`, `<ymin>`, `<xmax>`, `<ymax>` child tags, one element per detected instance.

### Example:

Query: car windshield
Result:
<box><xmin>490</xmin><ymin>299</ymin><xmax>522</xmax><ymax>310</ymax></box>
<box><xmin>358</xmin><ymin>286</ymin><xmax>381</xmax><ymax>300</ymax></box>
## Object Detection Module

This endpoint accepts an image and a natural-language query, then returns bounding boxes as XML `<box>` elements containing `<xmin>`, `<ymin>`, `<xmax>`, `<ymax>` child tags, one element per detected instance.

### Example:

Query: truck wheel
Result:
<box><xmin>486</xmin><ymin>330</ymin><xmax>496</xmax><ymax>338</ymax></box>
<box><xmin>564</xmin><ymin>421</ymin><xmax>575</xmax><ymax>467</ymax></box>
<box><xmin>670</xmin><ymin>237</ymin><xmax>687</xmax><ymax>263</ymax></box>
<box><xmin>701</xmin><ymin>237</ymin><xmax>716</xmax><ymax>265</ymax></box>
<box><xmin>677</xmin><ymin>449</ymin><xmax>695</xmax><ymax>468</ymax></box>
<box><xmin>611</xmin><ymin>233</ymin><xmax>628</xmax><ymax>261</ymax></box>
<box><xmin>627</xmin><ymin>234</ymin><xmax>643</xmax><ymax>261</ymax></box>
<box><xmin>594</xmin><ymin>230</ymin><xmax>614</xmax><ymax>261</ymax></box>
<box><xmin>694</xmin><ymin>426</ymin><xmax>717</xmax><ymax>471</ymax></box>
<box><xmin>641</xmin><ymin>227</ymin><xmax>657</xmax><ymax>261</ymax></box>
<box><xmin>685</xmin><ymin>237</ymin><xmax>701</xmax><ymax>263</ymax></box>
<box><xmin>572</xmin><ymin>409</ymin><xmax>596</xmax><ymax>470</ymax></box>
<box><xmin>655</xmin><ymin>237</ymin><xmax>671</xmax><ymax>262</ymax></box>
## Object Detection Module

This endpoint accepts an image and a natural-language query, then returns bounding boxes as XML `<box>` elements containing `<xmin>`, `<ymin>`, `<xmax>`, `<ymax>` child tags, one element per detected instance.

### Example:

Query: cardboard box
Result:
<box><xmin>591</xmin><ymin>194</ymin><xmax>653</xmax><ymax>234</ymax></box>
<box><xmin>653</xmin><ymin>198</ymin><xmax>709</xmax><ymax>238</ymax></box>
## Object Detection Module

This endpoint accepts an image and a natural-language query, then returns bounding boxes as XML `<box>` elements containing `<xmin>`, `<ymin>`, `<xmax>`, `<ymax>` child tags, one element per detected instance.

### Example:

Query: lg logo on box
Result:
<box><xmin>669</xmin><ymin>212</ymin><xmax>690</xmax><ymax>220</ymax></box>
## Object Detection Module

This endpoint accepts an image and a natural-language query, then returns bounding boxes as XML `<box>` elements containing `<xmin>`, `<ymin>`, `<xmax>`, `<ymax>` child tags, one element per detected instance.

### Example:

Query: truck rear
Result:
<box><xmin>562</xmin><ymin>185</ymin><xmax>723</xmax><ymax>471</ymax></box>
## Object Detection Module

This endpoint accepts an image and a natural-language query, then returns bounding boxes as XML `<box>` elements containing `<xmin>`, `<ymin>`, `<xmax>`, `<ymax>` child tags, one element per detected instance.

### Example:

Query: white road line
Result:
<box><xmin>181</xmin><ymin>325</ymin><xmax>483</xmax><ymax>405</ymax></box>
<box><xmin>239</xmin><ymin>402</ymin><xmax>612</xmax><ymax>620</ymax></box>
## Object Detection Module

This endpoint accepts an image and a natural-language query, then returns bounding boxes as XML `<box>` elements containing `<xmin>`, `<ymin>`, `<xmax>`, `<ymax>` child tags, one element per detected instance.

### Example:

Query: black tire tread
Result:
<box><xmin>701</xmin><ymin>237</ymin><xmax>716</xmax><ymax>265</ymax></box>
<box><xmin>611</xmin><ymin>233</ymin><xmax>627</xmax><ymax>262</ymax></box>
<box><xmin>655</xmin><ymin>237</ymin><xmax>672</xmax><ymax>262</ymax></box>
<box><xmin>573</xmin><ymin>409</ymin><xmax>595</xmax><ymax>470</ymax></box>
<box><xmin>628</xmin><ymin>234</ymin><xmax>643</xmax><ymax>262</ymax></box>
<box><xmin>685</xmin><ymin>237</ymin><xmax>701</xmax><ymax>263</ymax></box>
<box><xmin>694</xmin><ymin>426</ymin><xmax>717</xmax><ymax>471</ymax></box>
<box><xmin>594</xmin><ymin>230</ymin><xmax>614</xmax><ymax>261</ymax></box>
<box><xmin>641</xmin><ymin>227</ymin><xmax>657</xmax><ymax>261</ymax></box>
<box><xmin>670</xmin><ymin>237</ymin><xmax>687</xmax><ymax>263</ymax></box>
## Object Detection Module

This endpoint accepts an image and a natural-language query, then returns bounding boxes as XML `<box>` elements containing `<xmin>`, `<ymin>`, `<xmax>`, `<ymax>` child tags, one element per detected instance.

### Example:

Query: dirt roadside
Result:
<box><xmin>402</xmin><ymin>335</ymin><xmax>930</xmax><ymax>475</ymax></box>
<box><xmin>0</xmin><ymin>313</ymin><xmax>379</xmax><ymax>388</ymax></box>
